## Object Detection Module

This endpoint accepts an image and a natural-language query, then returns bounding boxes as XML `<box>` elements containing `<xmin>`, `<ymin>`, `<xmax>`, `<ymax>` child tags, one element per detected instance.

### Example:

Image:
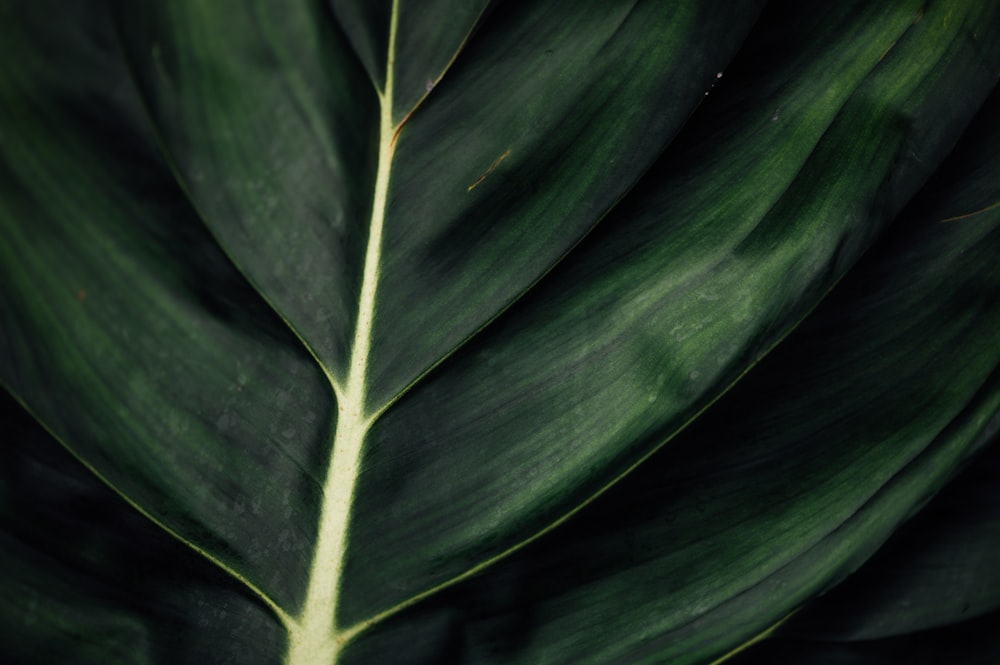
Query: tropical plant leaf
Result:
<box><xmin>1</xmin><ymin>1</ymin><xmax>998</xmax><ymax>664</ymax></box>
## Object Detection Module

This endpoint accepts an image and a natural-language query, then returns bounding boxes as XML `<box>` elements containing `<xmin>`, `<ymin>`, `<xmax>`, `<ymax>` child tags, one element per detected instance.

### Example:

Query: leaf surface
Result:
<box><xmin>1</xmin><ymin>1</ymin><xmax>999</xmax><ymax>664</ymax></box>
<box><xmin>0</xmin><ymin>393</ymin><xmax>285</xmax><ymax>665</ymax></box>
<box><xmin>337</xmin><ymin>73</ymin><xmax>1000</xmax><ymax>665</ymax></box>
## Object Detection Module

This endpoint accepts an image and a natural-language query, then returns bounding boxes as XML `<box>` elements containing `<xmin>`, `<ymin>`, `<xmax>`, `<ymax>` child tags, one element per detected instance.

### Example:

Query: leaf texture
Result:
<box><xmin>1</xmin><ymin>1</ymin><xmax>999</xmax><ymax>664</ymax></box>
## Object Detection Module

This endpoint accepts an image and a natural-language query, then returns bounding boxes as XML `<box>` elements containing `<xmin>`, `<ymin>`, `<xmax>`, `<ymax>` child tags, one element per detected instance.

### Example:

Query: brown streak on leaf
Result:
<box><xmin>466</xmin><ymin>149</ymin><xmax>511</xmax><ymax>192</ymax></box>
<box><xmin>940</xmin><ymin>199</ymin><xmax>1000</xmax><ymax>223</ymax></box>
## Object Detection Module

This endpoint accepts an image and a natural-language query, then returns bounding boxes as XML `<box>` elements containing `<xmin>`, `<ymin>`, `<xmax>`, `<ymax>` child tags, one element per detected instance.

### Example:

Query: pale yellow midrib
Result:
<box><xmin>283</xmin><ymin>3</ymin><xmax>399</xmax><ymax>663</ymax></box>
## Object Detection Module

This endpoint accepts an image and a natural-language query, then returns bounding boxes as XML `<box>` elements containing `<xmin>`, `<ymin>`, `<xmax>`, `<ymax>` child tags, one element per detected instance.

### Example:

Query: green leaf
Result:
<box><xmin>1</xmin><ymin>1</ymin><xmax>999</xmax><ymax>664</ymax></box>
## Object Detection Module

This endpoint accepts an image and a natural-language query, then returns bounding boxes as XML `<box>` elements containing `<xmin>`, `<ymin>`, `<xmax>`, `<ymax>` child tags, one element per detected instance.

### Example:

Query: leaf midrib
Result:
<box><xmin>283</xmin><ymin>1</ymin><xmax>400</xmax><ymax>662</ymax></box>
<box><xmin>111</xmin><ymin>1</ymin><xmax>491</xmax><ymax>657</ymax></box>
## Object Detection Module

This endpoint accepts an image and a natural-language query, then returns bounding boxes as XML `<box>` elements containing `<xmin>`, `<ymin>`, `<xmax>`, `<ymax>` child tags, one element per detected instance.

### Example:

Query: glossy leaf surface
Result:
<box><xmin>1</xmin><ymin>1</ymin><xmax>999</xmax><ymax>664</ymax></box>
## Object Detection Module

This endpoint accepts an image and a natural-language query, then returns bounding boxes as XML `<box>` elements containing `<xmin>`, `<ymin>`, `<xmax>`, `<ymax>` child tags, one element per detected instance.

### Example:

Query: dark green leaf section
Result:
<box><xmin>369</xmin><ymin>0</ymin><xmax>763</xmax><ymax>405</ymax></box>
<box><xmin>767</xmin><ymin>432</ymin><xmax>1000</xmax><ymax>644</ymax></box>
<box><xmin>110</xmin><ymin>0</ymin><xmax>376</xmax><ymax>382</ymax></box>
<box><xmin>341</xmin><ymin>0</ymin><xmax>1000</xmax><ymax>626</ymax></box>
<box><xmin>326</xmin><ymin>0</ymin><xmax>388</xmax><ymax>93</ymax></box>
<box><xmin>342</xmin><ymin>64</ymin><xmax>1000</xmax><ymax>664</ymax></box>
<box><xmin>730</xmin><ymin>610</ymin><xmax>1000</xmax><ymax>665</ymax></box>
<box><xmin>391</xmin><ymin>0</ymin><xmax>493</xmax><ymax>122</ymax></box>
<box><xmin>0</xmin><ymin>2</ymin><xmax>331</xmax><ymax>613</ymax></box>
<box><xmin>0</xmin><ymin>393</ymin><xmax>285</xmax><ymax>665</ymax></box>
<box><xmin>734</xmin><ymin>82</ymin><xmax>1000</xmax><ymax>644</ymax></box>
<box><xmin>764</xmin><ymin>87</ymin><xmax>1000</xmax><ymax>644</ymax></box>
<box><xmin>331</xmin><ymin>0</ymin><xmax>493</xmax><ymax>122</ymax></box>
